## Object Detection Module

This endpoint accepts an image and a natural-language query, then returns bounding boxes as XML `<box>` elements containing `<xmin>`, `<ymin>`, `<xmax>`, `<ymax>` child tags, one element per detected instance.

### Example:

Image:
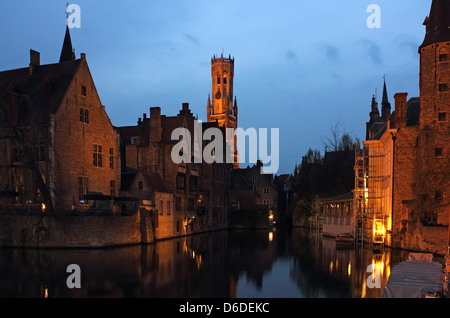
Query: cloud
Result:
<box><xmin>285</xmin><ymin>50</ymin><xmax>298</xmax><ymax>61</ymax></box>
<box><xmin>357</xmin><ymin>38</ymin><xmax>383</xmax><ymax>65</ymax></box>
<box><xmin>316</xmin><ymin>42</ymin><xmax>340</xmax><ymax>62</ymax></box>
<box><xmin>184</xmin><ymin>33</ymin><xmax>200</xmax><ymax>46</ymax></box>
<box><xmin>394</xmin><ymin>35</ymin><xmax>420</xmax><ymax>59</ymax></box>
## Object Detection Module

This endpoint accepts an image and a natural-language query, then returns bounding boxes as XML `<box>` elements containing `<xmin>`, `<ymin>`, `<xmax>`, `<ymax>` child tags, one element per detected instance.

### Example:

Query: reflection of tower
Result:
<box><xmin>207</xmin><ymin>54</ymin><xmax>239</xmax><ymax>168</ymax></box>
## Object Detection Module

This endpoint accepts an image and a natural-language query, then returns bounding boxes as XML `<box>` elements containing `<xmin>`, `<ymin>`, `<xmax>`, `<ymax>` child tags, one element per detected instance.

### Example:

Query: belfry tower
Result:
<box><xmin>207</xmin><ymin>54</ymin><xmax>239</xmax><ymax>168</ymax></box>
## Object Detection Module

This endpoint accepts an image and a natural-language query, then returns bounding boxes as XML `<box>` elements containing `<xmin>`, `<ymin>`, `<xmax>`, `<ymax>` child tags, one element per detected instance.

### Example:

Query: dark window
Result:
<box><xmin>12</xmin><ymin>147</ymin><xmax>21</xmax><ymax>163</ymax></box>
<box><xmin>109</xmin><ymin>148</ymin><xmax>114</xmax><ymax>169</ymax></box>
<box><xmin>79</xmin><ymin>177</ymin><xmax>88</xmax><ymax>203</ymax></box>
<box><xmin>93</xmin><ymin>145</ymin><xmax>103</xmax><ymax>167</ymax></box>
<box><xmin>80</xmin><ymin>108</ymin><xmax>89</xmax><ymax>123</ymax></box>
<box><xmin>223</xmin><ymin>77</ymin><xmax>227</xmax><ymax>85</ymax></box>
<box><xmin>435</xmin><ymin>147</ymin><xmax>443</xmax><ymax>157</ymax></box>
<box><xmin>189</xmin><ymin>176</ymin><xmax>198</xmax><ymax>192</ymax></box>
<box><xmin>435</xmin><ymin>191</ymin><xmax>443</xmax><ymax>202</ymax></box>
<box><xmin>159</xmin><ymin>200</ymin><xmax>164</xmax><ymax>215</ymax></box>
<box><xmin>110</xmin><ymin>180</ymin><xmax>115</xmax><ymax>197</ymax></box>
<box><xmin>217</xmin><ymin>77</ymin><xmax>221</xmax><ymax>85</ymax></box>
<box><xmin>177</xmin><ymin>174</ymin><xmax>186</xmax><ymax>190</ymax></box>
<box><xmin>176</xmin><ymin>197</ymin><xmax>182</xmax><ymax>211</ymax></box>
<box><xmin>167</xmin><ymin>201</ymin><xmax>171</xmax><ymax>215</ymax></box>
<box><xmin>438</xmin><ymin>112</ymin><xmax>447</xmax><ymax>121</ymax></box>
<box><xmin>439</xmin><ymin>83</ymin><xmax>448</xmax><ymax>92</ymax></box>
<box><xmin>440</xmin><ymin>54</ymin><xmax>448</xmax><ymax>62</ymax></box>
<box><xmin>34</xmin><ymin>136</ymin><xmax>45</xmax><ymax>161</ymax></box>
<box><xmin>81</xmin><ymin>85</ymin><xmax>87</xmax><ymax>96</ymax></box>
<box><xmin>138</xmin><ymin>181</ymin><xmax>143</xmax><ymax>190</ymax></box>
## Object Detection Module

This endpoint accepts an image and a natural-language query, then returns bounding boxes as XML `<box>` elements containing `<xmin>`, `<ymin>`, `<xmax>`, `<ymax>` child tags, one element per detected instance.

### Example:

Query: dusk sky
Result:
<box><xmin>0</xmin><ymin>0</ymin><xmax>432</xmax><ymax>174</ymax></box>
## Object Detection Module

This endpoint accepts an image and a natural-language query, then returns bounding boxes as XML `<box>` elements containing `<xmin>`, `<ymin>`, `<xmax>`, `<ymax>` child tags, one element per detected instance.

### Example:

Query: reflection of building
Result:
<box><xmin>0</xmin><ymin>26</ymin><xmax>121</xmax><ymax>214</ymax></box>
<box><xmin>322</xmin><ymin>192</ymin><xmax>354</xmax><ymax>237</ymax></box>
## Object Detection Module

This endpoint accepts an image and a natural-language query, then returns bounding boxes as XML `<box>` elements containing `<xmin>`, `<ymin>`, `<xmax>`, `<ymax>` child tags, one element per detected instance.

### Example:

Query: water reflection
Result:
<box><xmin>0</xmin><ymin>227</ymin><xmax>411</xmax><ymax>298</ymax></box>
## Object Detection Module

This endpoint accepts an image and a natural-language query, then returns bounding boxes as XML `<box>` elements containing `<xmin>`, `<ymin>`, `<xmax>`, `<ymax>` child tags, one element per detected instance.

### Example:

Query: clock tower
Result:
<box><xmin>207</xmin><ymin>54</ymin><xmax>239</xmax><ymax>168</ymax></box>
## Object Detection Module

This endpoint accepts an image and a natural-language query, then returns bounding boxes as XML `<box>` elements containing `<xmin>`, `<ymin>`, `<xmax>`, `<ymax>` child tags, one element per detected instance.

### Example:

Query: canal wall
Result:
<box><xmin>0</xmin><ymin>210</ymin><xmax>228</xmax><ymax>249</ymax></box>
<box><xmin>396</xmin><ymin>223</ymin><xmax>448</xmax><ymax>256</ymax></box>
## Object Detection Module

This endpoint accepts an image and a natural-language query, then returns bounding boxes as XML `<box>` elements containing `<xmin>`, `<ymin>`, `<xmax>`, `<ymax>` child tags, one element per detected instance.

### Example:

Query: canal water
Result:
<box><xmin>0</xmin><ymin>227</ymin><xmax>413</xmax><ymax>298</ymax></box>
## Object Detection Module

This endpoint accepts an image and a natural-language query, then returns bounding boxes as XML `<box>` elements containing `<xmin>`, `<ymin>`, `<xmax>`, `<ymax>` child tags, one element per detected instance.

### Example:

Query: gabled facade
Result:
<box><xmin>0</xmin><ymin>27</ymin><xmax>121</xmax><ymax>214</ymax></box>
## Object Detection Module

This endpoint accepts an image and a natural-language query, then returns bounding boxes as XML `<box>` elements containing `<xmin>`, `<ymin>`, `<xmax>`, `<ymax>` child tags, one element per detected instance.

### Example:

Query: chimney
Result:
<box><xmin>29</xmin><ymin>49</ymin><xmax>40</xmax><ymax>75</ymax></box>
<box><xmin>149</xmin><ymin>107</ymin><xmax>162</xmax><ymax>142</ymax></box>
<box><xmin>394</xmin><ymin>93</ymin><xmax>408</xmax><ymax>128</ymax></box>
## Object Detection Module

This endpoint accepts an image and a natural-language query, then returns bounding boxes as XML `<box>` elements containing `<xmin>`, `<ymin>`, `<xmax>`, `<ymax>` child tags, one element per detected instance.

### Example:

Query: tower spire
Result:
<box><xmin>420</xmin><ymin>0</ymin><xmax>450</xmax><ymax>49</ymax></box>
<box><xmin>381</xmin><ymin>76</ymin><xmax>391</xmax><ymax>121</ymax></box>
<box><xmin>60</xmin><ymin>12</ymin><xmax>75</xmax><ymax>63</ymax></box>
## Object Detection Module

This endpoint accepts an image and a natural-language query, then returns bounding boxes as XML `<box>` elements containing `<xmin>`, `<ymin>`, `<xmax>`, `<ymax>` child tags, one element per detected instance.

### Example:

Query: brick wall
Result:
<box><xmin>53</xmin><ymin>57</ymin><xmax>121</xmax><ymax>213</ymax></box>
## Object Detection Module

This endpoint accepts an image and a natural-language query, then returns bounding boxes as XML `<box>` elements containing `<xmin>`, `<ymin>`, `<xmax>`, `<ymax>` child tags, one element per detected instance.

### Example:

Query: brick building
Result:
<box><xmin>118</xmin><ymin>103</ymin><xmax>232</xmax><ymax>235</ymax></box>
<box><xmin>230</xmin><ymin>161</ymin><xmax>279</xmax><ymax>225</ymax></box>
<box><xmin>390</xmin><ymin>0</ymin><xmax>450</xmax><ymax>254</ymax></box>
<box><xmin>0</xmin><ymin>26</ymin><xmax>121</xmax><ymax>214</ymax></box>
<box><xmin>357</xmin><ymin>0</ymin><xmax>450</xmax><ymax>254</ymax></box>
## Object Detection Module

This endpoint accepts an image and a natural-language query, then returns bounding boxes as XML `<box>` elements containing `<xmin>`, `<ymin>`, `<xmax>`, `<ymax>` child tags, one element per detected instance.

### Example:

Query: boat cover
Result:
<box><xmin>381</xmin><ymin>254</ymin><xmax>444</xmax><ymax>298</ymax></box>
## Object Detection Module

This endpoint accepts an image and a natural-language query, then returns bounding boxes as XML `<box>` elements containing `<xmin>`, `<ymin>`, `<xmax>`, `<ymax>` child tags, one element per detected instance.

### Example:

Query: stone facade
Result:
<box><xmin>0</xmin><ymin>29</ymin><xmax>121</xmax><ymax>215</ymax></box>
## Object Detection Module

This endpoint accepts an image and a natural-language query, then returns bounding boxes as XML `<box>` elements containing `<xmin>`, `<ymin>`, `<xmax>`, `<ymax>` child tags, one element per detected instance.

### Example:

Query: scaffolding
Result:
<box><xmin>354</xmin><ymin>140</ymin><xmax>389</xmax><ymax>249</ymax></box>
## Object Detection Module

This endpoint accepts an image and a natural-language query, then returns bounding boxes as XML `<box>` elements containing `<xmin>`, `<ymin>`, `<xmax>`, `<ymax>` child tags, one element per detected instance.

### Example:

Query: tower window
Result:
<box><xmin>435</xmin><ymin>147</ymin><xmax>443</xmax><ymax>157</ymax></box>
<box><xmin>217</xmin><ymin>77</ymin><xmax>221</xmax><ymax>85</ymax></box>
<box><xmin>223</xmin><ymin>77</ymin><xmax>227</xmax><ymax>85</ymax></box>
<box><xmin>438</xmin><ymin>112</ymin><xmax>447</xmax><ymax>121</ymax></box>
<box><xmin>439</xmin><ymin>54</ymin><xmax>448</xmax><ymax>62</ymax></box>
<box><xmin>439</xmin><ymin>83</ymin><xmax>448</xmax><ymax>92</ymax></box>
